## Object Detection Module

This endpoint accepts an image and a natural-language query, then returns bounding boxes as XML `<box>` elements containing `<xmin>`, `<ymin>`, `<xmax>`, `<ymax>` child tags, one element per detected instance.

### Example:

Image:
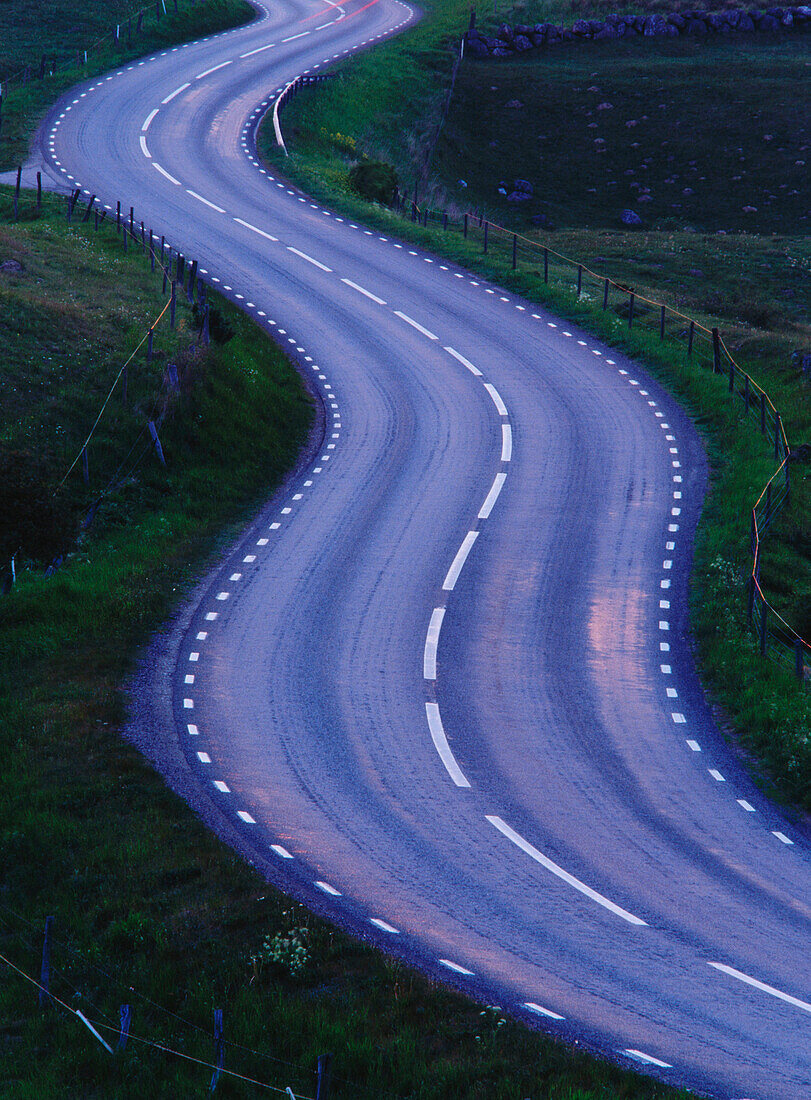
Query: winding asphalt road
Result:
<box><xmin>34</xmin><ymin>2</ymin><xmax>811</xmax><ymax>1095</ymax></box>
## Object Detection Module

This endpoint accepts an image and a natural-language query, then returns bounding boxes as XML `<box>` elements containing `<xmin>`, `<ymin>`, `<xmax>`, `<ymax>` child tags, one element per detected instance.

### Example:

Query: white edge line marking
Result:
<box><xmin>442</xmin><ymin>531</ymin><xmax>478</xmax><ymax>592</ymax></box>
<box><xmin>479</xmin><ymin>472</ymin><xmax>507</xmax><ymax>520</ymax></box>
<box><xmin>316</xmin><ymin>880</ymin><xmax>342</xmax><ymax>896</ymax></box>
<box><xmin>501</xmin><ymin>423</ymin><xmax>513</xmax><ymax>462</ymax></box>
<box><xmin>341</xmin><ymin>277</ymin><xmax>386</xmax><ymax>304</ymax></box>
<box><xmin>154</xmin><ymin>163</ymin><xmax>181</xmax><ymax>186</ymax></box>
<box><xmin>142</xmin><ymin>108</ymin><xmax>158</xmax><ymax>131</ymax></box>
<box><xmin>524</xmin><ymin>1002</ymin><xmax>565</xmax><ymax>1021</ymax></box>
<box><xmin>708</xmin><ymin>962</ymin><xmax>811</xmax><ymax>1012</ymax></box>
<box><xmin>444</xmin><ymin>346</ymin><xmax>482</xmax><ymax>376</ymax></box>
<box><xmin>486</xmin><ymin>816</ymin><xmax>647</xmax><ymax>925</ymax></box>
<box><xmin>439</xmin><ymin>958</ymin><xmax>474</xmax><ymax>975</ymax></box>
<box><xmin>196</xmin><ymin>60</ymin><xmax>232</xmax><ymax>79</ymax></box>
<box><xmin>233</xmin><ymin>217</ymin><xmax>277</xmax><ymax>241</ymax></box>
<box><xmin>772</xmin><ymin>831</ymin><xmax>794</xmax><ymax>845</ymax></box>
<box><xmin>423</xmin><ymin>607</ymin><xmax>445</xmax><ymax>680</ymax></box>
<box><xmin>425</xmin><ymin>703</ymin><xmax>470</xmax><ymax>788</ymax></box>
<box><xmin>162</xmin><ymin>81</ymin><xmax>190</xmax><ymax>103</ymax></box>
<box><xmin>624</xmin><ymin>1050</ymin><xmax>672</xmax><ymax>1069</ymax></box>
<box><xmin>271</xmin><ymin>844</ymin><xmax>294</xmax><ymax>859</ymax></box>
<box><xmin>287</xmin><ymin>245</ymin><xmax>332</xmax><ymax>272</ymax></box>
<box><xmin>484</xmin><ymin>383</ymin><xmax>508</xmax><ymax>417</ymax></box>
<box><xmin>370</xmin><ymin>918</ymin><xmax>400</xmax><ymax>934</ymax></box>
<box><xmin>281</xmin><ymin>30</ymin><xmax>309</xmax><ymax>42</ymax></box>
<box><xmin>237</xmin><ymin>810</ymin><xmax>256</xmax><ymax>824</ymax></box>
<box><xmin>394</xmin><ymin>310</ymin><xmax>438</xmax><ymax>341</ymax></box>
<box><xmin>187</xmin><ymin>189</ymin><xmax>225</xmax><ymax>213</ymax></box>
<box><xmin>139</xmin><ymin>135</ymin><xmax>151</xmax><ymax>158</ymax></box>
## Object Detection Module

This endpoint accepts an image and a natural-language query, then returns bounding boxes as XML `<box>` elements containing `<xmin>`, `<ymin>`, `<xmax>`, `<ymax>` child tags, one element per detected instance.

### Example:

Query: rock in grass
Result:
<box><xmin>620</xmin><ymin>209</ymin><xmax>643</xmax><ymax>226</ymax></box>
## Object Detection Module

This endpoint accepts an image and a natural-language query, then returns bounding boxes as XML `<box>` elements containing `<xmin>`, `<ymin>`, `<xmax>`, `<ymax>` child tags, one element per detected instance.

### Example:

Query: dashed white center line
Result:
<box><xmin>271</xmin><ymin>844</ymin><xmax>294</xmax><ymax>859</ymax></box>
<box><xmin>501</xmin><ymin>423</ymin><xmax>513</xmax><ymax>462</ymax></box>
<box><xmin>423</xmin><ymin>607</ymin><xmax>446</xmax><ymax>680</ymax></box>
<box><xmin>444</xmin><ymin>346</ymin><xmax>482</xmax><ymax>376</ymax></box>
<box><xmin>479</xmin><ymin>472</ymin><xmax>507</xmax><ymax>520</ymax></box>
<box><xmin>142</xmin><ymin>108</ymin><xmax>158</xmax><ymax>131</ymax></box>
<box><xmin>196</xmin><ymin>60</ymin><xmax>232</xmax><ymax>79</ymax></box>
<box><xmin>154</xmin><ymin>163</ymin><xmax>181</xmax><ymax>186</ymax></box>
<box><xmin>709</xmin><ymin>769</ymin><xmax>725</xmax><ymax>781</ymax></box>
<box><xmin>340</xmin><ymin>277</ymin><xmax>386</xmax><ymax>304</ymax></box>
<box><xmin>442</xmin><ymin>532</ymin><xmax>478</xmax><ymax>591</ymax></box>
<box><xmin>287</xmin><ymin>246</ymin><xmax>332</xmax><ymax>272</ymax></box>
<box><xmin>213</xmin><ymin>780</ymin><xmax>230</xmax><ymax>793</ymax></box>
<box><xmin>772</xmin><ymin>831</ymin><xmax>794</xmax><ymax>845</ymax></box>
<box><xmin>162</xmin><ymin>82</ymin><xmax>190</xmax><ymax>103</ymax></box>
<box><xmin>686</xmin><ymin>740</ymin><xmax>701</xmax><ymax>752</ymax></box>
<box><xmin>186</xmin><ymin>190</ymin><xmax>225</xmax><ymax>213</ymax></box>
<box><xmin>487</xmin><ymin>816</ymin><xmax>646</xmax><ymax>925</ymax></box>
<box><xmin>484</xmin><ymin>383</ymin><xmax>508</xmax><ymax>417</ymax></box>
<box><xmin>737</xmin><ymin>799</ymin><xmax>756</xmax><ymax>813</ymax></box>
<box><xmin>237</xmin><ymin>810</ymin><xmax>256</xmax><ymax>824</ymax></box>
<box><xmin>282</xmin><ymin>30</ymin><xmax>310</xmax><ymax>42</ymax></box>
<box><xmin>394</xmin><ymin>311</ymin><xmax>438</xmax><ymax>340</ymax></box>
<box><xmin>709</xmin><ymin>962</ymin><xmax>811</xmax><ymax>1012</ymax></box>
<box><xmin>425</xmin><ymin>703</ymin><xmax>470</xmax><ymax>788</ymax></box>
<box><xmin>233</xmin><ymin>217</ymin><xmax>278</xmax><ymax>242</ymax></box>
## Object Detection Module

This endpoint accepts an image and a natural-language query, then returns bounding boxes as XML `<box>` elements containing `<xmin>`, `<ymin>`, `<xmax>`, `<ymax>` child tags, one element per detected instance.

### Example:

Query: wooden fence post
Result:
<box><xmin>38</xmin><ymin>916</ymin><xmax>54</xmax><ymax>1007</ymax></box>
<box><xmin>148</xmin><ymin>421</ymin><xmax>166</xmax><ymax>466</ymax></box>
<box><xmin>659</xmin><ymin>304</ymin><xmax>666</xmax><ymax>340</ymax></box>
<box><xmin>576</xmin><ymin>264</ymin><xmax>582</xmax><ymax>298</ymax></box>
<box><xmin>483</xmin><ymin>221</ymin><xmax>488</xmax><ymax>253</ymax></box>
<box><xmin>13</xmin><ymin>165</ymin><xmax>21</xmax><ymax>220</ymax></box>
<box><xmin>463</xmin><ymin>212</ymin><xmax>468</xmax><ymax>238</ymax></box>
<box><xmin>775</xmin><ymin>413</ymin><xmax>783</xmax><ymax>459</ymax></box>
<box><xmin>628</xmin><ymin>292</ymin><xmax>635</xmax><ymax>328</ymax></box>
<box><xmin>37</xmin><ymin>171</ymin><xmax>42</xmax><ymax>211</ymax></box>
<box><xmin>602</xmin><ymin>278</ymin><xmax>609</xmax><ymax>310</ymax></box>
<box><xmin>315</xmin><ymin>1053</ymin><xmax>333</xmax><ymax>1100</ymax></box>
<box><xmin>729</xmin><ymin>360</ymin><xmax>735</xmax><ymax>393</ymax></box>
<box><xmin>209</xmin><ymin>1008</ymin><xmax>223</xmax><ymax>1091</ymax></box>
<box><xmin>712</xmin><ymin>327</ymin><xmax>721</xmax><ymax>373</ymax></box>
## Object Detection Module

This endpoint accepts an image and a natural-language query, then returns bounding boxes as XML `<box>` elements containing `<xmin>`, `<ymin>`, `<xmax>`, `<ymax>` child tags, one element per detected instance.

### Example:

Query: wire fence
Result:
<box><xmin>387</xmin><ymin>192</ymin><xmax>807</xmax><ymax>681</ymax></box>
<box><xmin>0</xmin><ymin>0</ymin><xmax>203</xmax><ymax>99</ymax></box>
<box><xmin>1</xmin><ymin>180</ymin><xmax>212</xmax><ymax>589</ymax></box>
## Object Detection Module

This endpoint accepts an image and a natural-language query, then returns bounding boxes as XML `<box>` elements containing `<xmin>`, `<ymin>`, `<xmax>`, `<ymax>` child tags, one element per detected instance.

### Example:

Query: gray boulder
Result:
<box><xmin>621</xmin><ymin>209</ymin><xmax>643</xmax><ymax>226</ymax></box>
<box><xmin>644</xmin><ymin>14</ymin><xmax>669</xmax><ymax>34</ymax></box>
<box><xmin>738</xmin><ymin>12</ymin><xmax>756</xmax><ymax>29</ymax></box>
<box><xmin>514</xmin><ymin>34</ymin><xmax>534</xmax><ymax>50</ymax></box>
<box><xmin>514</xmin><ymin>179</ymin><xmax>533</xmax><ymax>194</ymax></box>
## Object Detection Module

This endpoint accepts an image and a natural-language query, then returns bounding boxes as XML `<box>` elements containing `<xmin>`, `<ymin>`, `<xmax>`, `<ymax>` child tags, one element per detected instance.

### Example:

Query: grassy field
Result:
<box><xmin>0</xmin><ymin>187</ymin><xmax>698</xmax><ymax>1096</ymax></box>
<box><xmin>262</xmin><ymin>0</ymin><xmax>811</xmax><ymax>809</ymax></box>
<box><xmin>0</xmin><ymin>0</ymin><xmax>255</xmax><ymax>170</ymax></box>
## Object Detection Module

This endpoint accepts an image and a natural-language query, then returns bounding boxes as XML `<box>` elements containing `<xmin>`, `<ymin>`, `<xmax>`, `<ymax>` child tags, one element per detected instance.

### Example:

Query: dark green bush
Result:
<box><xmin>348</xmin><ymin>160</ymin><xmax>398</xmax><ymax>204</ymax></box>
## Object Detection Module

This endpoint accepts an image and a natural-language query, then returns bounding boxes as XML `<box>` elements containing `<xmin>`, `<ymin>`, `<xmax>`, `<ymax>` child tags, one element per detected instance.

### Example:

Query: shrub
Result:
<box><xmin>348</xmin><ymin>161</ymin><xmax>398</xmax><ymax>205</ymax></box>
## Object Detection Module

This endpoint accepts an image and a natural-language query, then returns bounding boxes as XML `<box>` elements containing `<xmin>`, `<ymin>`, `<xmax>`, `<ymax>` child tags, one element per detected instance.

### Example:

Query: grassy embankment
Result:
<box><xmin>0</xmin><ymin>0</ymin><xmax>255</xmax><ymax>170</ymax></box>
<box><xmin>262</xmin><ymin>0</ymin><xmax>811</xmax><ymax>810</ymax></box>
<box><xmin>0</xmin><ymin>9</ymin><xmax>695</xmax><ymax>1100</ymax></box>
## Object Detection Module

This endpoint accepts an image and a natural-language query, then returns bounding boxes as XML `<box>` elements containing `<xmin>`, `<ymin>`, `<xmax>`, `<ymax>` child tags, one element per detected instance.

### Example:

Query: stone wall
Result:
<box><xmin>464</xmin><ymin>6</ymin><xmax>811</xmax><ymax>57</ymax></box>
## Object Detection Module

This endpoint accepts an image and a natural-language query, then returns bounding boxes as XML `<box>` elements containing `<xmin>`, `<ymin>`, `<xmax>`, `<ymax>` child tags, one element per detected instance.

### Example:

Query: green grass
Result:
<box><xmin>260</xmin><ymin>0</ymin><xmax>811</xmax><ymax>809</ymax></box>
<box><xmin>0</xmin><ymin>192</ymin><xmax>696</xmax><ymax>1098</ymax></box>
<box><xmin>0</xmin><ymin>0</ymin><xmax>255</xmax><ymax>170</ymax></box>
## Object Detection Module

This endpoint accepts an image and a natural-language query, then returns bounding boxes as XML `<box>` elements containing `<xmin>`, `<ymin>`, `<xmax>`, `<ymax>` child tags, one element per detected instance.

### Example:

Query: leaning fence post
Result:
<box><xmin>628</xmin><ymin>292</ymin><xmax>635</xmax><ymax>328</ymax></box>
<box><xmin>82</xmin><ymin>195</ymin><xmax>95</xmax><ymax>222</ymax></box>
<box><xmin>209</xmin><ymin>1008</ymin><xmax>224</xmax><ymax>1092</ymax></box>
<box><xmin>712</xmin><ymin>327</ymin><xmax>721</xmax><ymax>373</ymax></box>
<box><xmin>118</xmin><ymin>1005</ymin><xmax>131</xmax><ymax>1051</ymax></box>
<box><xmin>729</xmin><ymin>360</ymin><xmax>735</xmax><ymax>393</ymax></box>
<box><xmin>148</xmin><ymin>421</ymin><xmax>166</xmax><ymax>466</ymax></box>
<box><xmin>37</xmin><ymin>171</ymin><xmax>42</xmax><ymax>211</ymax></box>
<box><xmin>576</xmin><ymin>264</ymin><xmax>582</xmax><ymax>298</ymax></box>
<box><xmin>38</xmin><ymin>916</ymin><xmax>54</xmax><ymax>1008</ymax></box>
<box><xmin>315</xmin><ymin>1053</ymin><xmax>333</xmax><ymax>1100</ymax></box>
<box><xmin>147</xmin><ymin>326</ymin><xmax>154</xmax><ymax>362</ymax></box>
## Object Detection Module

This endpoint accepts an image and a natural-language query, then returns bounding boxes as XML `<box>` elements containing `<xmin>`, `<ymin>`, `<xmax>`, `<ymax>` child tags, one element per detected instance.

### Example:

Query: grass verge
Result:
<box><xmin>0</xmin><ymin>194</ymin><xmax>697</xmax><ymax>1097</ymax></box>
<box><xmin>259</xmin><ymin>0</ymin><xmax>811</xmax><ymax>810</ymax></box>
<box><xmin>0</xmin><ymin>0</ymin><xmax>256</xmax><ymax>170</ymax></box>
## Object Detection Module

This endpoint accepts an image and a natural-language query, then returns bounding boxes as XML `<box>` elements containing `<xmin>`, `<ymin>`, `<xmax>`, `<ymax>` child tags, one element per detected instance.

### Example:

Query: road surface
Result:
<box><xmin>36</xmin><ymin>2</ymin><xmax>811</xmax><ymax>1096</ymax></box>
